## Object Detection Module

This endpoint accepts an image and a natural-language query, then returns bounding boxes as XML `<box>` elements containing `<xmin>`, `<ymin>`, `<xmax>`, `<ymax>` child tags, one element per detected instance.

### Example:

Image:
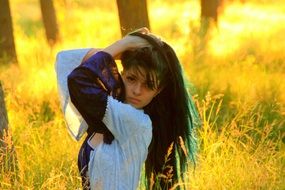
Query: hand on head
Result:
<box><xmin>103</xmin><ymin>27</ymin><xmax>163</xmax><ymax>59</ymax></box>
<box><xmin>124</xmin><ymin>27</ymin><xmax>164</xmax><ymax>51</ymax></box>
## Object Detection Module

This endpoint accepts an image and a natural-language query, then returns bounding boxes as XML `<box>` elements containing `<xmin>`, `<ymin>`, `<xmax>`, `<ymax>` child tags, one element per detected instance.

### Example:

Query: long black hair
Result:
<box><xmin>121</xmin><ymin>32</ymin><xmax>200</xmax><ymax>189</ymax></box>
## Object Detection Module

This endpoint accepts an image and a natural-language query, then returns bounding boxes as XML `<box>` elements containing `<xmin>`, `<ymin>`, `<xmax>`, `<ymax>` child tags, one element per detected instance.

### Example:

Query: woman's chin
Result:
<box><xmin>127</xmin><ymin>101</ymin><xmax>143</xmax><ymax>109</ymax></box>
<box><xmin>130</xmin><ymin>103</ymin><xmax>140</xmax><ymax>109</ymax></box>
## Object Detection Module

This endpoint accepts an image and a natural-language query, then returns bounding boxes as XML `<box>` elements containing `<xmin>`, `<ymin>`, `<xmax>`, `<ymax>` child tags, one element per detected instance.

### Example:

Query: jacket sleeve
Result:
<box><xmin>67</xmin><ymin>51</ymin><xmax>122</xmax><ymax>128</ymax></box>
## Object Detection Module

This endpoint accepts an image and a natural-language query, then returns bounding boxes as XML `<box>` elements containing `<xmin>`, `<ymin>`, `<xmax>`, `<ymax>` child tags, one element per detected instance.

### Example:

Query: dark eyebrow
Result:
<box><xmin>127</xmin><ymin>73</ymin><xmax>138</xmax><ymax>78</ymax></box>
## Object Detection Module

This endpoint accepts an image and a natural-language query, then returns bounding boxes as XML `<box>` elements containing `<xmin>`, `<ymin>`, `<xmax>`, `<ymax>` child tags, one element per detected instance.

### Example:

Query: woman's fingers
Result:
<box><xmin>148</xmin><ymin>33</ymin><xmax>163</xmax><ymax>46</ymax></box>
<box><xmin>124</xmin><ymin>28</ymin><xmax>166</xmax><ymax>50</ymax></box>
<box><xmin>126</xmin><ymin>35</ymin><xmax>151</xmax><ymax>50</ymax></box>
<box><xmin>133</xmin><ymin>28</ymin><xmax>164</xmax><ymax>47</ymax></box>
<box><xmin>133</xmin><ymin>27</ymin><xmax>150</xmax><ymax>35</ymax></box>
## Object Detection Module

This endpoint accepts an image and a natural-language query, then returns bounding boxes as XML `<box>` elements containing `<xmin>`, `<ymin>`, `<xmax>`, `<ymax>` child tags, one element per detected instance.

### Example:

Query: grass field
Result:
<box><xmin>0</xmin><ymin>0</ymin><xmax>284</xmax><ymax>189</ymax></box>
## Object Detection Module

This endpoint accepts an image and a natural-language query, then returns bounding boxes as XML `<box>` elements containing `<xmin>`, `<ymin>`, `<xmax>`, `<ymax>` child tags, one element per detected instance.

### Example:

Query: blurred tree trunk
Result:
<box><xmin>0</xmin><ymin>82</ymin><xmax>8</xmax><ymax>140</ymax></box>
<box><xmin>116</xmin><ymin>0</ymin><xmax>150</xmax><ymax>36</ymax></box>
<box><xmin>0</xmin><ymin>81</ymin><xmax>18</xmax><ymax>183</ymax></box>
<box><xmin>0</xmin><ymin>0</ymin><xmax>17</xmax><ymax>63</ymax></box>
<box><xmin>39</xmin><ymin>0</ymin><xmax>59</xmax><ymax>45</ymax></box>
<box><xmin>200</xmin><ymin>0</ymin><xmax>220</xmax><ymax>36</ymax></box>
<box><xmin>201</xmin><ymin>0</ymin><xmax>219</xmax><ymax>23</ymax></box>
<box><xmin>194</xmin><ymin>0</ymin><xmax>220</xmax><ymax>64</ymax></box>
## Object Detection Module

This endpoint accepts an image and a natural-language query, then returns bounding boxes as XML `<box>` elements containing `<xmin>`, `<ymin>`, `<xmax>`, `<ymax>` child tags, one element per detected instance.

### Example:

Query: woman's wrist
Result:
<box><xmin>103</xmin><ymin>39</ymin><xmax>129</xmax><ymax>59</ymax></box>
<box><xmin>103</xmin><ymin>33</ymin><xmax>151</xmax><ymax>59</ymax></box>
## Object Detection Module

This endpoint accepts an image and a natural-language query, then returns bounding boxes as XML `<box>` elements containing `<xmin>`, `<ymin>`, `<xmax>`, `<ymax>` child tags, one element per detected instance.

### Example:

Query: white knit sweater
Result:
<box><xmin>89</xmin><ymin>96</ymin><xmax>152</xmax><ymax>190</ymax></box>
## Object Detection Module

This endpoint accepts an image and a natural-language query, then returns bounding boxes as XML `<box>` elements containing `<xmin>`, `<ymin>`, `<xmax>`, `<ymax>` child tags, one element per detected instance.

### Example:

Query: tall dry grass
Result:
<box><xmin>0</xmin><ymin>0</ymin><xmax>284</xmax><ymax>189</ymax></box>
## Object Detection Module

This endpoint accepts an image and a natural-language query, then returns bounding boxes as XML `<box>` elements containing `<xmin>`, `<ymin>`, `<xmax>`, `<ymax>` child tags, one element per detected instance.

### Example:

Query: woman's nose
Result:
<box><xmin>133</xmin><ymin>83</ymin><xmax>142</xmax><ymax>95</ymax></box>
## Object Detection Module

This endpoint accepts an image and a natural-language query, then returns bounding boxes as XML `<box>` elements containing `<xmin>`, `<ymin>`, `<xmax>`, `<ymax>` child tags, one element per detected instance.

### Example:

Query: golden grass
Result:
<box><xmin>0</xmin><ymin>0</ymin><xmax>284</xmax><ymax>189</ymax></box>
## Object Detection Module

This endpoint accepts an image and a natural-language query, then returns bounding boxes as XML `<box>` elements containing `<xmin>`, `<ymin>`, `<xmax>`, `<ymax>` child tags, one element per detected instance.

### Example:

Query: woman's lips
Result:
<box><xmin>127</xmin><ymin>97</ymin><xmax>141</xmax><ymax>104</ymax></box>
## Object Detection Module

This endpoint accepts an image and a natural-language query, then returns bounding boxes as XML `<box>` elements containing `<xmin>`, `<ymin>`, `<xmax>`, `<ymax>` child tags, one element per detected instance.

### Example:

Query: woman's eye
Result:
<box><xmin>126</xmin><ymin>76</ymin><xmax>136</xmax><ymax>82</ymax></box>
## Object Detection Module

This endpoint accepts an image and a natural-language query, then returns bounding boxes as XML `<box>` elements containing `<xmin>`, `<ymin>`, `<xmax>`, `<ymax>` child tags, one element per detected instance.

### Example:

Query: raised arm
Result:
<box><xmin>81</xmin><ymin>48</ymin><xmax>102</xmax><ymax>63</ymax></box>
<box><xmin>67</xmin><ymin>30</ymin><xmax>151</xmax><ymax>135</ymax></box>
<box><xmin>81</xmin><ymin>27</ymin><xmax>150</xmax><ymax>61</ymax></box>
<box><xmin>67</xmin><ymin>51</ymin><xmax>120</xmax><ymax>127</ymax></box>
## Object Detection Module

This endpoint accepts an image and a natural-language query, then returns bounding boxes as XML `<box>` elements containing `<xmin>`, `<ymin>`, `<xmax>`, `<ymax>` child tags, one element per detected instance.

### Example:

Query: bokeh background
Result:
<box><xmin>0</xmin><ymin>0</ymin><xmax>284</xmax><ymax>189</ymax></box>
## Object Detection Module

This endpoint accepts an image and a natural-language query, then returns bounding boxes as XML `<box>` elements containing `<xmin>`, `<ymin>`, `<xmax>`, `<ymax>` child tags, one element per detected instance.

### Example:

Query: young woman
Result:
<box><xmin>56</xmin><ymin>28</ymin><xmax>200</xmax><ymax>190</ymax></box>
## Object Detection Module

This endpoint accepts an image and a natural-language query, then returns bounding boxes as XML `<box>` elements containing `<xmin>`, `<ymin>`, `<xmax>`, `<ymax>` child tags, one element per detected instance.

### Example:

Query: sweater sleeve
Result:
<box><xmin>67</xmin><ymin>51</ymin><xmax>122</xmax><ymax>129</ymax></box>
<box><xmin>55</xmin><ymin>48</ymin><xmax>92</xmax><ymax>141</ymax></box>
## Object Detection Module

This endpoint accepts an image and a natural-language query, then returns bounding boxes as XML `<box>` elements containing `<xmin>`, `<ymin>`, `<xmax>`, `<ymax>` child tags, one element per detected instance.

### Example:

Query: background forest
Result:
<box><xmin>0</xmin><ymin>0</ymin><xmax>284</xmax><ymax>189</ymax></box>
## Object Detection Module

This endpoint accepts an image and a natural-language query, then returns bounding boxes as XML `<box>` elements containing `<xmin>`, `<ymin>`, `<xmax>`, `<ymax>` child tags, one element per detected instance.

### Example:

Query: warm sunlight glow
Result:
<box><xmin>209</xmin><ymin>2</ymin><xmax>285</xmax><ymax>57</ymax></box>
<box><xmin>0</xmin><ymin>0</ymin><xmax>284</xmax><ymax>189</ymax></box>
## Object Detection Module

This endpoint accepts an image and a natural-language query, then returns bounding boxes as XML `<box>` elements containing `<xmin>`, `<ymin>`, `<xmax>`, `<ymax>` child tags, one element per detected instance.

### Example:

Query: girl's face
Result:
<box><xmin>122</xmin><ymin>66</ymin><xmax>161</xmax><ymax>109</ymax></box>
